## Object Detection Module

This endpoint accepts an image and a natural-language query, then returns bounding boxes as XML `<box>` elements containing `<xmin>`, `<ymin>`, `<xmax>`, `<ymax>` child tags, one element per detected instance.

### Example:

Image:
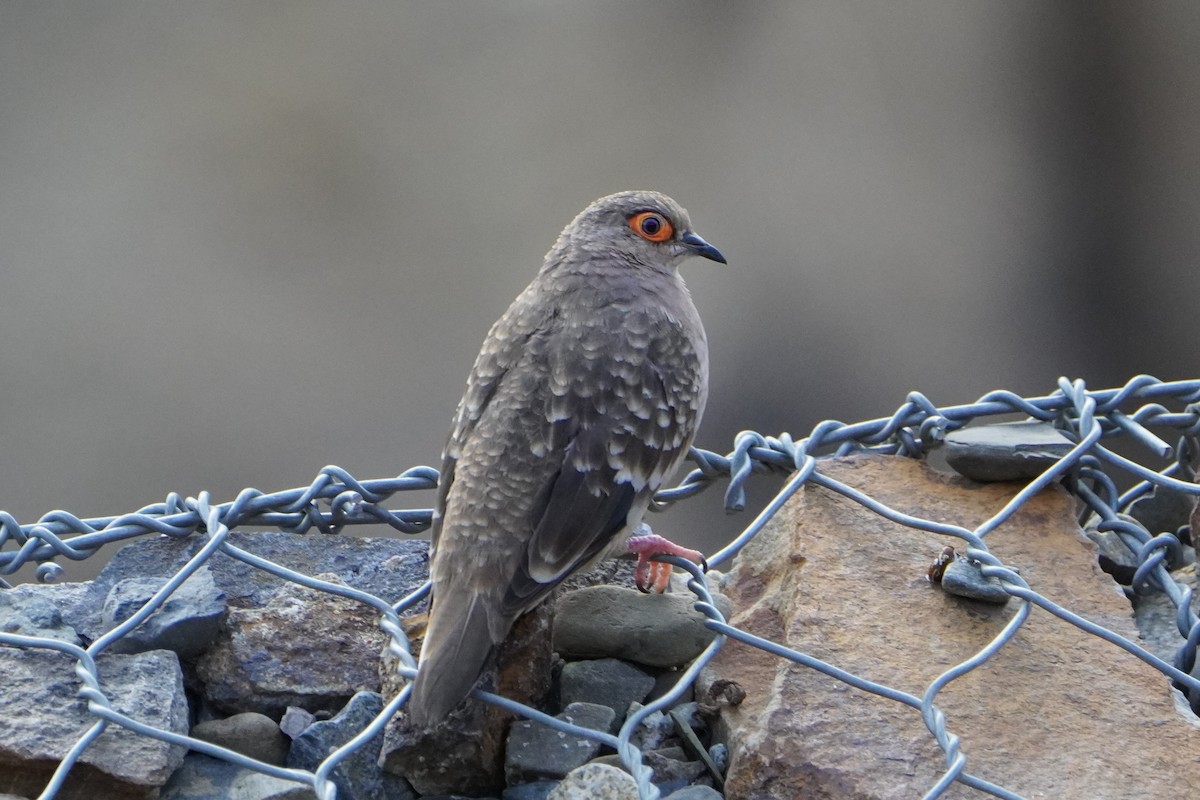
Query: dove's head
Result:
<box><xmin>547</xmin><ymin>190</ymin><xmax>726</xmax><ymax>274</ymax></box>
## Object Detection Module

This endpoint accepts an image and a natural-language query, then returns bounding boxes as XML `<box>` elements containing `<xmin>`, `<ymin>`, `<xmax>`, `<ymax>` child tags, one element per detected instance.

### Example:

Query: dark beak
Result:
<box><xmin>680</xmin><ymin>231</ymin><xmax>727</xmax><ymax>264</ymax></box>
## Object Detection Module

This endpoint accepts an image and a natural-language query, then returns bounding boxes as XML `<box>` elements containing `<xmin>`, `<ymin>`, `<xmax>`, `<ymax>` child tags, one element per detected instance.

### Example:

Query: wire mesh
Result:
<box><xmin>2</xmin><ymin>374</ymin><xmax>1199</xmax><ymax>800</ymax></box>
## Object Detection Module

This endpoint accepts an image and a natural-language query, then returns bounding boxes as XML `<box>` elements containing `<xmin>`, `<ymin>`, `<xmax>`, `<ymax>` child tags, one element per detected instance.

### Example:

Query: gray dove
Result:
<box><xmin>408</xmin><ymin>190</ymin><xmax>724</xmax><ymax>728</ymax></box>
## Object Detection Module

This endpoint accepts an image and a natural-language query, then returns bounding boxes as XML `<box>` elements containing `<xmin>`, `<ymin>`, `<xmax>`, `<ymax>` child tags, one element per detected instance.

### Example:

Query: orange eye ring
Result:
<box><xmin>629</xmin><ymin>211</ymin><xmax>674</xmax><ymax>243</ymax></box>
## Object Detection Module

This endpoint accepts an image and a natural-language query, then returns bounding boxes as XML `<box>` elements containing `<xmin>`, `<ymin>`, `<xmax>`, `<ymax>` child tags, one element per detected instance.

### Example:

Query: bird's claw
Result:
<box><xmin>627</xmin><ymin>532</ymin><xmax>707</xmax><ymax>593</ymax></box>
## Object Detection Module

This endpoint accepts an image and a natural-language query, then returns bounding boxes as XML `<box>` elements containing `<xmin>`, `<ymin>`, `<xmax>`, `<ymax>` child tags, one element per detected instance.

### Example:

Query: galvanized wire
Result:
<box><xmin>2</xmin><ymin>374</ymin><xmax>1199</xmax><ymax>800</ymax></box>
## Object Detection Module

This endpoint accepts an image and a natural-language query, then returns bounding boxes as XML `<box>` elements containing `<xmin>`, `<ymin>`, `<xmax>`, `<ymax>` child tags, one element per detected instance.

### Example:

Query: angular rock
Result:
<box><xmin>553</xmin><ymin>586</ymin><xmax>730</xmax><ymax>668</ymax></box>
<box><xmin>0</xmin><ymin>584</ymin><xmax>82</xmax><ymax>644</ymax></box>
<box><xmin>196</xmin><ymin>575</ymin><xmax>386</xmax><ymax>717</ymax></box>
<box><xmin>72</xmin><ymin>534</ymin><xmax>429</xmax><ymax>643</ymax></box>
<box><xmin>380</xmin><ymin>604</ymin><xmax>554</xmax><ymax>797</ymax></box>
<box><xmin>943</xmin><ymin>420</ymin><xmax>1074</xmax><ymax>481</ymax></box>
<box><xmin>279</xmin><ymin>706</ymin><xmax>317</xmax><ymax>739</ymax></box>
<box><xmin>590</xmin><ymin>746</ymin><xmax>705</xmax><ymax>794</ymax></box>
<box><xmin>160</xmin><ymin>753</ymin><xmax>316</xmax><ymax>800</ymax></box>
<box><xmin>647</xmin><ymin>668</ymin><xmax>694</xmax><ymax>705</ymax></box>
<box><xmin>103</xmin><ymin>567</ymin><xmax>226</xmax><ymax>658</ymax></box>
<box><xmin>557</xmin><ymin>658</ymin><xmax>654</xmax><ymax>726</ymax></box>
<box><xmin>504</xmin><ymin>702</ymin><xmax>615</xmax><ymax>785</ymax></box>
<box><xmin>700</xmin><ymin>453</ymin><xmax>1200</xmax><ymax>799</ymax></box>
<box><xmin>546</xmin><ymin>763</ymin><xmax>638</xmax><ymax>800</ymax></box>
<box><xmin>192</xmin><ymin>712</ymin><xmax>290</xmax><ymax>766</ymax></box>
<box><xmin>936</xmin><ymin>556</ymin><xmax>1010</xmax><ymax>604</ymax></box>
<box><xmin>0</xmin><ymin>648</ymin><xmax>188</xmax><ymax>800</ymax></box>
<box><xmin>287</xmin><ymin>691</ymin><xmax>415</xmax><ymax>800</ymax></box>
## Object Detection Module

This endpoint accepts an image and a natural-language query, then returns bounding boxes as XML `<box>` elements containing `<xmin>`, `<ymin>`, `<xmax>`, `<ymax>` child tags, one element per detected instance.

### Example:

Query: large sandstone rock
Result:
<box><xmin>701</xmin><ymin>453</ymin><xmax>1200</xmax><ymax>800</ymax></box>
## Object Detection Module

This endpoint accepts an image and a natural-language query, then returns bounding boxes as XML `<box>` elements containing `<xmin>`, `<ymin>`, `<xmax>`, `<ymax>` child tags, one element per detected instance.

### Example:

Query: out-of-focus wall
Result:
<box><xmin>2</xmin><ymin>2</ymin><xmax>1198</xmax><ymax>580</ymax></box>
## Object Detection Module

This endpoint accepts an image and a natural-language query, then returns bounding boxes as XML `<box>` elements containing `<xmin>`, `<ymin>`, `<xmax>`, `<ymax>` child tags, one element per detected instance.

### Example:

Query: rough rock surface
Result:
<box><xmin>0</xmin><ymin>584</ymin><xmax>83</xmax><ymax>644</ymax></box>
<box><xmin>700</xmin><ymin>453</ymin><xmax>1200</xmax><ymax>799</ymax></box>
<box><xmin>504</xmin><ymin>702</ymin><xmax>615</xmax><ymax>785</ymax></box>
<box><xmin>287</xmin><ymin>691</ymin><xmax>416</xmax><ymax>800</ymax></box>
<box><xmin>102</xmin><ymin>567</ymin><xmax>226</xmax><ymax>657</ymax></box>
<box><xmin>545</xmin><ymin>762</ymin><xmax>639</xmax><ymax>800</ymax></box>
<box><xmin>73</xmin><ymin>533</ymin><xmax>429</xmax><ymax>642</ymax></box>
<box><xmin>0</xmin><ymin>648</ymin><xmax>188</xmax><ymax>800</ymax></box>
<box><xmin>553</xmin><ymin>585</ymin><xmax>730</xmax><ymax>668</ymax></box>
<box><xmin>196</xmin><ymin>575</ymin><xmax>387</xmax><ymax>717</ymax></box>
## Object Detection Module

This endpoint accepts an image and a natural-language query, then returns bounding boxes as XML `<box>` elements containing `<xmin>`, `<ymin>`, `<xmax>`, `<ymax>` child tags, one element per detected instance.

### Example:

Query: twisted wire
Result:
<box><xmin>2</xmin><ymin>374</ymin><xmax>1199</xmax><ymax>800</ymax></box>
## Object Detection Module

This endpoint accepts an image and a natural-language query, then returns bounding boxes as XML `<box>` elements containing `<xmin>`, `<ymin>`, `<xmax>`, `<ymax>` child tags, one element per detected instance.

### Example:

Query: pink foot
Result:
<box><xmin>626</xmin><ymin>532</ymin><xmax>707</xmax><ymax>593</ymax></box>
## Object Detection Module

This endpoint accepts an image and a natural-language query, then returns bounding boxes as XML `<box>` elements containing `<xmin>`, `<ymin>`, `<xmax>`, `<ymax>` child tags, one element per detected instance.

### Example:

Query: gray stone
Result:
<box><xmin>160</xmin><ymin>753</ymin><xmax>316</xmax><ymax>800</ymax></box>
<box><xmin>590</xmin><ymin>747</ymin><xmax>705</xmax><ymax>794</ymax></box>
<box><xmin>936</xmin><ymin>557</ymin><xmax>1010</xmax><ymax>604</ymax></box>
<box><xmin>102</xmin><ymin>567</ymin><xmax>226</xmax><ymax>658</ymax></box>
<box><xmin>0</xmin><ymin>648</ymin><xmax>188</xmax><ymax>800</ymax></box>
<box><xmin>553</xmin><ymin>586</ymin><xmax>731</xmax><ymax>669</ymax></box>
<box><xmin>0</xmin><ymin>584</ymin><xmax>82</xmax><ymax>644</ymax></box>
<box><xmin>195</xmin><ymin>576</ymin><xmax>386</xmax><ymax>717</ymax></box>
<box><xmin>287</xmin><ymin>692</ymin><xmax>414</xmax><ymax>800</ymax></box>
<box><xmin>647</xmin><ymin>668</ymin><xmax>694</xmax><ymax>705</ymax></box>
<box><xmin>546</xmin><ymin>763</ymin><xmax>638</xmax><ymax>800</ymax></box>
<box><xmin>279</xmin><ymin>706</ymin><xmax>316</xmax><ymax>739</ymax></box>
<box><xmin>627</xmin><ymin>704</ymin><xmax>676</xmax><ymax>751</ymax></box>
<box><xmin>72</xmin><ymin>534</ymin><xmax>430</xmax><ymax>643</ymax></box>
<box><xmin>943</xmin><ymin>420</ymin><xmax>1074</xmax><ymax>482</ymax></box>
<box><xmin>662</xmin><ymin>786</ymin><xmax>723</xmax><ymax>800</ymax></box>
<box><xmin>504</xmin><ymin>702</ymin><xmax>616</xmax><ymax>785</ymax></box>
<box><xmin>192</xmin><ymin>712</ymin><xmax>289</xmax><ymax>766</ymax></box>
<box><xmin>557</xmin><ymin>658</ymin><xmax>654</xmax><ymax>727</ymax></box>
<box><xmin>501</xmin><ymin>781</ymin><xmax>560</xmax><ymax>800</ymax></box>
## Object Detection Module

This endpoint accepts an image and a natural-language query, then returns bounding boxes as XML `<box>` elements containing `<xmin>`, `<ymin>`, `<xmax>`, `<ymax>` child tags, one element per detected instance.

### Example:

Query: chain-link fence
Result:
<box><xmin>2</xmin><ymin>374</ymin><xmax>1198</xmax><ymax>800</ymax></box>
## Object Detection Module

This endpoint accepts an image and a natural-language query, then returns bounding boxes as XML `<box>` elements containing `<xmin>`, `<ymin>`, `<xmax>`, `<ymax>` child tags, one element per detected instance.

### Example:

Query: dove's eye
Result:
<box><xmin>630</xmin><ymin>211</ymin><xmax>673</xmax><ymax>243</ymax></box>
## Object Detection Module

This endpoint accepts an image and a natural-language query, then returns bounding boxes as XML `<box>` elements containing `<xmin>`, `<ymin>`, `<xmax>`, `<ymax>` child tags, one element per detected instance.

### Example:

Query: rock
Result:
<box><xmin>501</xmin><ymin>780</ymin><xmax>560</xmax><ymax>799</ymax></box>
<box><xmin>0</xmin><ymin>648</ymin><xmax>188</xmax><ymax>800</ymax></box>
<box><xmin>557</xmin><ymin>658</ymin><xmax>655</xmax><ymax>726</ymax></box>
<box><xmin>102</xmin><ymin>567</ymin><xmax>226</xmax><ymax>658</ymax></box>
<box><xmin>943</xmin><ymin>420</ymin><xmax>1074</xmax><ymax>481</ymax></box>
<box><xmin>192</xmin><ymin>712</ymin><xmax>290</xmax><ymax>766</ymax></box>
<box><xmin>935</xmin><ymin>555</ymin><xmax>1010</xmax><ymax>603</ymax></box>
<box><xmin>0</xmin><ymin>584</ymin><xmax>82</xmax><ymax>644</ymax></box>
<box><xmin>504</xmin><ymin>702</ymin><xmax>615</xmax><ymax>785</ymax></box>
<box><xmin>279</xmin><ymin>706</ymin><xmax>316</xmax><ymax>739</ymax></box>
<box><xmin>72</xmin><ymin>534</ymin><xmax>429</xmax><ymax>642</ymax></box>
<box><xmin>700</xmin><ymin>453</ymin><xmax>1200</xmax><ymax>799</ymax></box>
<box><xmin>287</xmin><ymin>691</ymin><xmax>415</xmax><ymax>800</ymax></box>
<box><xmin>662</xmin><ymin>786</ymin><xmax>723</xmax><ymax>800</ymax></box>
<box><xmin>380</xmin><ymin>604</ymin><xmax>554</xmax><ymax>797</ymax></box>
<box><xmin>546</xmin><ymin>763</ymin><xmax>638</xmax><ymax>800</ymax></box>
<box><xmin>195</xmin><ymin>576</ymin><xmax>386</xmax><ymax>717</ymax></box>
<box><xmin>160</xmin><ymin>753</ymin><xmax>316</xmax><ymax>800</ymax></box>
<box><xmin>1085</xmin><ymin>528</ymin><xmax>1140</xmax><ymax>584</ymax></box>
<box><xmin>590</xmin><ymin>747</ymin><xmax>705</xmax><ymax>794</ymax></box>
<box><xmin>553</xmin><ymin>586</ymin><xmax>731</xmax><ymax>668</ymax></box>
<box><xmin>647</xmin><ymin>668</ymin><xmax>694</xmax><ymax>705</ymax></box>
<box><xmin>627</xmin><ymin>704</ymin><xmax>675</xmax><ymax>751</ymax></box>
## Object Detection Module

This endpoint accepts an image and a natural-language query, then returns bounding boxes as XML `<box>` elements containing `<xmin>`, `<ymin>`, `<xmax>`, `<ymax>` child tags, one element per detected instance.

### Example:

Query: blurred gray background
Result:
<box><xmin>2</xmin><ymin>2</ymin><xmax>1199</xmax><ymax>581</ymax></box>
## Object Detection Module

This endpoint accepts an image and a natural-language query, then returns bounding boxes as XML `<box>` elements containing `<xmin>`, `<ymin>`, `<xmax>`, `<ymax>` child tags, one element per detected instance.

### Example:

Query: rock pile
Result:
<box><xmin>0</xmin><ymin>533</ymin><xmax>728</xmax><ymax>800</ymax></box>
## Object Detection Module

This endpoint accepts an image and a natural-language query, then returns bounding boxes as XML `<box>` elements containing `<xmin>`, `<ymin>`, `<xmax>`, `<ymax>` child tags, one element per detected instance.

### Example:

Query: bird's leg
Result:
<box><xmin>626</xmin><ymin>527</ymin><xmax>707</xmax><ymax>593</ymax></box>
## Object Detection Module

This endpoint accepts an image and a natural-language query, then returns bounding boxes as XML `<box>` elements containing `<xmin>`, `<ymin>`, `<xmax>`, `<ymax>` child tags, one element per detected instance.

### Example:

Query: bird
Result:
<box><xmin>407</xmin><ymin>190</ymin><xmax>725</xmax><ymax>728</ymax></box>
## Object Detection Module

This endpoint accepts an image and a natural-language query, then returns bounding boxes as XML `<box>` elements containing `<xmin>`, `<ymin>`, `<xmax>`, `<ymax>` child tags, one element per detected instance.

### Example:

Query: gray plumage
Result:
<box><xmin>408</xmin><ymin>190</ymin><xmax>725</xmax><ymax>727</ymax></box>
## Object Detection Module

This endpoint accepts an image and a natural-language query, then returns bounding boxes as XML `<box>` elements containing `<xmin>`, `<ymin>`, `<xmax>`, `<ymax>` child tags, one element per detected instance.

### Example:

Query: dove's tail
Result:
<box><xmin>407</xmin><ymin>592</ymin><xmax>498</xmax><ymax>728</ymax></box>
